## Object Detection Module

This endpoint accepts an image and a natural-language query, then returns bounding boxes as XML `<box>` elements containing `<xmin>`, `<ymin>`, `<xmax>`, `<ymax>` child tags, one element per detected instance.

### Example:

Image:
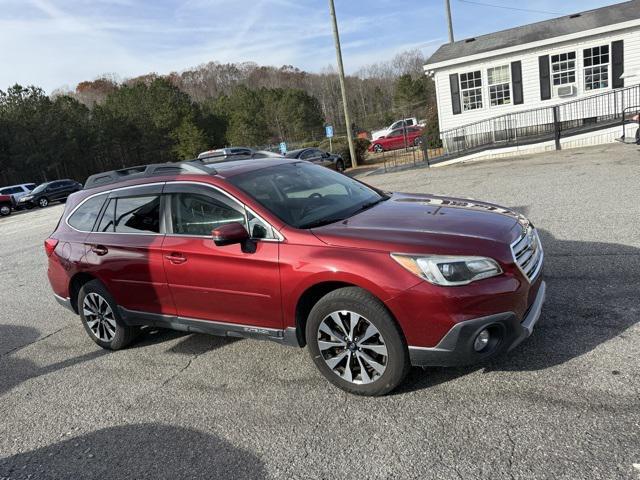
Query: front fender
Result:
<box><xmin>279</xmin><ymin>244</ymin><xmax>422</xmax><ymax>329</ymax></box>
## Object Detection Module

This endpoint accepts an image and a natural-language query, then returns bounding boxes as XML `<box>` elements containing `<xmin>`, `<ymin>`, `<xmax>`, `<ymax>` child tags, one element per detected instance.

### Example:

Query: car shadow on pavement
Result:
<box><xmin>397</xmin><ymin>217</ymin><xmax>640</xmax><ymax>394</ymax></box>
<box><xmin>0</xmin><ymin>423</ymin><xmax>266</xmax><ymax>480</ymax></box>
<box><xmin>0</xmin><ymin>324</ymin><xmax>107</xmax><ymax>396</ymax></box>
<box><xmin>131</xmin><ymin>327</ymin><xmax>240</xmax><ymax>355</ymax></box>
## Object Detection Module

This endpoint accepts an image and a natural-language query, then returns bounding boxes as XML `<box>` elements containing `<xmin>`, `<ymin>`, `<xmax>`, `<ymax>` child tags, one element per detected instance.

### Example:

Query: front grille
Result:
<box><xmin>511</xmin><ymin>226</ymin><xmax>543</xmax><ymax>282</ymax></box>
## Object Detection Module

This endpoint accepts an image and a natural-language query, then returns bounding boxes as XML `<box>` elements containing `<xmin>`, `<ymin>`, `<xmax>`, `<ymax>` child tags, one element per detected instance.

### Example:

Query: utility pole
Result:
<box><xmin>328</xmin><ymin>0</ymin><xmax>358</xmax><ymax>167</ymax></box>
<box><xmin>445</xmin><ymin>0</ymin><xmax>454</xmax><ymax>43</ymax></box>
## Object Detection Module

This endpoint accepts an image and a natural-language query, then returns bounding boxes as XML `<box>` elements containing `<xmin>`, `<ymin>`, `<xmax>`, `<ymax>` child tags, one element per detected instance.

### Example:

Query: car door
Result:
<box><xmin>85</xmin><ymin>183</ymin><xmax>175</xmax><ymax>315</ymax></box>
<box><xmin>387</xmin><ymin>129</ymin><xmax>405</xmax><ymax>149</ymax></box>
<box><xmin>45</xmin><ymin>182</ymin><xmax>63</xmax><ymax>201</ymax></box>
<box><xmin>161</xmin><ymin>182</ymin><xmax>282</xmax><ymax>329</ymax></box>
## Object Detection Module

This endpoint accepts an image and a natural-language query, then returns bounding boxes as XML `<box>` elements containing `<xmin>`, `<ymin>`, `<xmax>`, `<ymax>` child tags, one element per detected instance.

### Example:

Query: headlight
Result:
<box><xmin>390</xmin><ymin>254</ymin><xmax>502</xmax><ymax>286</ymax></box>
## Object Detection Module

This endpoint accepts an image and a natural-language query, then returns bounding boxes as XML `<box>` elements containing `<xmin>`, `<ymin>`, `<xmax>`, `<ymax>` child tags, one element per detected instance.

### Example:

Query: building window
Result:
<box><xmin>584</xmin><ymin>45</ymin><xmax>609</xmax><ymax>90</ymax></box>
<box><xmin>460</xmin><ymin>71</ymin><xmax>483</xmax><ymax>111</ymax></box>
<box><xmin>551</xmin><ymin>52</ymin><xmax>576</xmax><ymax>85</ymax></box>
<box><xmin>487</xmin><ymin>65</ymin><xmax>511</xmax><ymax>106</ymax></box>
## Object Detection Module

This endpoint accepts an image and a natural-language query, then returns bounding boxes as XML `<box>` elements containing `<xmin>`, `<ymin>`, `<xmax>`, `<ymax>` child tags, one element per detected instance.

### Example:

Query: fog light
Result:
<box><xmin>474</xmin><ymin>329</ymin><xmax>490</xmax><ymax>352</ymax></box>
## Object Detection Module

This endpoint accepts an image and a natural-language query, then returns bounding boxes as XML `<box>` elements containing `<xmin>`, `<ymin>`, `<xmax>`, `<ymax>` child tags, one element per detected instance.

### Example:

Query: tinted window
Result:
<box><xmin>25</xmin><ymin>184</ymin><xmax>36</xmax><ymax>190</ymax></box>
<box><xmin>0</xmin><ymin>187</ymin><xmax>22</xmax><ymax>194</ymax></box>
<box><xmin>67</xmin><ymin>195</ymin><xmax>107</xmax><ymax>231</ymax></box>
<box><xmin>31</xmin><ymin>184</ymin><xmax>48</xmax><ymax>194</ymax></box>
<box><xmin>171</xmin><ymin>192</ymin><xmax>245</xmax><ymax>236</ymax></box>
<box><xmin>115</xmin><ymin>196</ymin><xmax>160</xmax><ymax>233</ymax></box>
<box><xmin>388</xmin><ymin>129</ymin><xmax>404</xmax><ymax>137</ymax></box>
<box><xmin>300</xmin><ymin>150</ymin><xmax>314</xmax><ymax>160</ymax></box>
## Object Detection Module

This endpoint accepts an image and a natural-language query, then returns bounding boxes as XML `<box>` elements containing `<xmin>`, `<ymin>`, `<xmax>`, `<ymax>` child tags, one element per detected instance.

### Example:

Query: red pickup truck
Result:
<box><xmin>0</xmin><ymin>194</ymin><xmax>14</xmax><ymax>216</ymax></box>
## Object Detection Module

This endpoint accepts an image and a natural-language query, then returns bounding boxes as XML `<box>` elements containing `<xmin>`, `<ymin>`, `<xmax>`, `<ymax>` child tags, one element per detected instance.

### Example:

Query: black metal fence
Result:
<box><xmin>438</xmin><ymin>84</ymin><xmax>640</xmax><ymax>160</ymax></box>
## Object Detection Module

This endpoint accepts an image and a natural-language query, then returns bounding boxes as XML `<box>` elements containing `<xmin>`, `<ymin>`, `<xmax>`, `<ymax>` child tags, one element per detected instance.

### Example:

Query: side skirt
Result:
<box><xmin>118</xmin><ymin>307</ymin><xmax>301</xmax><ymax>347</ymax></box>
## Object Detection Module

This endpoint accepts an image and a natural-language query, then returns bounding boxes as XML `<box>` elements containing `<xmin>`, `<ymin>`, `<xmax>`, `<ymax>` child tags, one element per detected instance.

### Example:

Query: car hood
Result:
<box><xmin>311</xmin><ymin>192</ymin><xmax>526</xmax><ymax>254</ymax></box>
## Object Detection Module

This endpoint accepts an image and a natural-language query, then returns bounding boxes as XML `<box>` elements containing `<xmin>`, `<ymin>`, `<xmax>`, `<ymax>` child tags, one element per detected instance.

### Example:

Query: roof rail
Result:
<box><xmin>83</xmin><ymin>161</ymin><xmax>214</xmax><ymax>190</ymax></box>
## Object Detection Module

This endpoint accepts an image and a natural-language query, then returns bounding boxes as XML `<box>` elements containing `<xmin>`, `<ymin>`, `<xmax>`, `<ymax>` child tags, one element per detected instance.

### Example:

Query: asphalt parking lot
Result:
<box><xmin>1</xmin><ymin>143</ymin><xmax>639</xmax><ymax>479</ymax></box>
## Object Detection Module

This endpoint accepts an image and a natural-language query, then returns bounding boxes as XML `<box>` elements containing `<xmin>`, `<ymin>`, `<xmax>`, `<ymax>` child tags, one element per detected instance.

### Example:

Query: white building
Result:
<box><xmin>424</xmin><ymin>0</ymin><xmax>640</xmax><ymax>158</ymax></box>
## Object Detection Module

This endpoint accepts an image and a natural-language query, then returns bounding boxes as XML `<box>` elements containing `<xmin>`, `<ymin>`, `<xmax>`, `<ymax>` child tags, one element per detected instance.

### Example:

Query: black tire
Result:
<box><xmin>336</xmin><ymin>159</ymin><xmax>345</xmax><ymax>172</ymax></box>
<box><xmin>306</xmin><ymin>287</ymin><xmax>409</xmax><ymax>396</ymax></box>
<box><xmin>373</xmin><ymin>144</ymin><xmax>383</xmax><ymax>153</ymax></box>
<box><xmin>38</xmin><ymin>197</ymin><xmax>49</xmax><ymax>208</ymax></box>
<box><xmin>414</xmin><ymin>137</ymin><xmax>423</xmax><ymax>147</ymax></box>
<box><xmin>78</xmin><ymin>279</ymin><xmax>138</xmax><ymax>350</ymax></box>
<box><xmin>0</xmin><ymin>203</ymin><xmax>11</xmax><ymax>217</ymax></box>
<box><xmin>635</xmin><ymin>128</ymin><xmax>640</xmax><ymax>145</ymax></box>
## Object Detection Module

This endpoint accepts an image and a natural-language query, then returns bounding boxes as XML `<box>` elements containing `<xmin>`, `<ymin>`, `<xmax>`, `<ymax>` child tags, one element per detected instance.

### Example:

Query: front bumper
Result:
<box><xmin>408</xmin><ymin>280</ymin><xmax>546</xmax><ymax>367</ymax></box>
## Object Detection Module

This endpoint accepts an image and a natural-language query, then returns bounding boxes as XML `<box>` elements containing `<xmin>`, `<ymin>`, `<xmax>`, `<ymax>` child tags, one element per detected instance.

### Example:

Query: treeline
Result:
<box><xmin>0</xmin><ymin>50</ymin><xmax>437</xmax><ymax>185</ymax></box>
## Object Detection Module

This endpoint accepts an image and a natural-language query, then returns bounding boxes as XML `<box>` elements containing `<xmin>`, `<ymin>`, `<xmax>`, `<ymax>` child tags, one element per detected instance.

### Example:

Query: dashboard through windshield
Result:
<box><xmin>228</xmin><ymin>162</ymin><xmax>385</xmax><ymax>229</ymax></box>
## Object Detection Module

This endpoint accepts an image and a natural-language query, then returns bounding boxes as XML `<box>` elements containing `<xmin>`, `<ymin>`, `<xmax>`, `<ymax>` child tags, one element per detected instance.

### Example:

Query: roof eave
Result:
<box><xmin>423</xmin><ymin>18</ymin><xmax>640</xmax><ymax>73</ymax></box>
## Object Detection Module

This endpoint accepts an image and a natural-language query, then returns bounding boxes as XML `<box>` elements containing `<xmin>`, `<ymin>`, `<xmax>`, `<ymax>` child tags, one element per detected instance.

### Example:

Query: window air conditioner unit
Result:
<box><xmin>555</xmin><ymin>85</ymin><xmax>577</xmax><ymax>97</ymax></box>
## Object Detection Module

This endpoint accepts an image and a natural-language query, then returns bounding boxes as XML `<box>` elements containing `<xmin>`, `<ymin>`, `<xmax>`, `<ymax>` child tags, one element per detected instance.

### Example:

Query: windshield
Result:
<box><xmin>31</xmin><ymin>183</ymin><xmax>48</xmax><ymax>194</ymax></box>
<box><xmin>228</xmin><ymin>162</ymin><xmax>385</xmax><ymax>229</ymax></box>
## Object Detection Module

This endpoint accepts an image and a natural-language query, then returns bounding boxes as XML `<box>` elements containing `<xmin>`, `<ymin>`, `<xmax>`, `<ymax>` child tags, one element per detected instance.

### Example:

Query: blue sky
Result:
<box><xmin>0</xmin><ymin>0</ymin><xmax>625</xmax><ymax>92</ymax></box>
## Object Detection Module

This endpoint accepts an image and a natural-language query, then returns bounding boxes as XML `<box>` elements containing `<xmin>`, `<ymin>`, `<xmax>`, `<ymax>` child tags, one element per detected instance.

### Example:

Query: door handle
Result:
<box><xmin>91</xmin><ymin>245</ymin><xmax>108</xmax><ymax>256</ymax></box>
<box><xmin>165</xmin><ymin>253</ymin><xmax>187</xmax><ymax>265</ymax></box>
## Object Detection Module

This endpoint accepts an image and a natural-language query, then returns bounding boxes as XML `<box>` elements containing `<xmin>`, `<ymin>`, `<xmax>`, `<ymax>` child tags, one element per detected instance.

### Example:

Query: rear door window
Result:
<box><xmin>114</xmin><ymin>196</ymin><xmax>161</xmax><ymax>234</ymax></box>
<box><xmin>67</xmin><ymin>194</ymin><xmax>108</xmax><ymax>231</ymax></box>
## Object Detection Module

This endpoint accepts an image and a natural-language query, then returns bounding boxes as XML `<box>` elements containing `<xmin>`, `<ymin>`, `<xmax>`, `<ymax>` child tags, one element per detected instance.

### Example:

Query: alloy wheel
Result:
<box><xmin>39</xmin><ymin>198</ymin><xmax>48</xmax><ymax>207</ymax></box>
<box><xmin>373</xmin><ymin>144</ymin><xmax>383</xmax><ymax>153</ymax></box>
<box><xmin>83</xmin><ymin>293</ymin><xmax>117</xmax><ymax>342</ymax></box>
<box><xmin>0</xmin><ymin>205</ymin><xmax>10</xmax><ymax>216</ymax></box>
<box><xmin>317</xmin><ymin>310</ymin><xmax>388</xmax><ymax>384</ymax></box>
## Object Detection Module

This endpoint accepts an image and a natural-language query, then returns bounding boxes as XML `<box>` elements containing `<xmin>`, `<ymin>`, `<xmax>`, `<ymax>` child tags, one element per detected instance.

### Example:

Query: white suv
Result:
<box><xmin>0</xmin><ymin>184</ymin><xmax>36</xmax><ymax>205</ymax></box>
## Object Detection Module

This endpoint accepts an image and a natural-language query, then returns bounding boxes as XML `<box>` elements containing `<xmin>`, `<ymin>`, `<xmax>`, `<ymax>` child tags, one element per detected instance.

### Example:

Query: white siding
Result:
<box><xmin>432</xmin><ymin>25</ymin><xmax>640</xmax><ymax>133</ymax></box>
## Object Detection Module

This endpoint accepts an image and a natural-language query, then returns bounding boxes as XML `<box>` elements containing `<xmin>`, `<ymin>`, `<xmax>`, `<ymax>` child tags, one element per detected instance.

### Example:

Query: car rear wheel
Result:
<box><xmin>306</xmin><ymin>287</ymin><xmax>409</xmax><ymax>396</ymax></box>
<box><xmin>636</xmin><ymin>128</ymin><xmax>640</xmax><ymax>145</ymax></box>
<box><xmin>78</xmin><ymin>280</ymin><xmax>138</xmax><ymax>350</ymax></box>
<box><xmin>414</xmin><ymin>137</ymin><xmax>423</xmax><ymax>147</ymax></box>
<box><xmin>336</xmin><ymin>159</ymin><xmax>345</xmax><ymax>172</ymax></box>
<box><xmin>373</xmin><ymin>144</ymin><xmax>383</xmax><ymax>153</ymax></box>
<box><xmin>0</xmin><ymin>204</ymin><xmax>11</xmax><ymax>216</ymax></box>
<box><xmin>38</xmin><ymin>197</ymin><xmax>49</xmax><ymax>208</ymax></box>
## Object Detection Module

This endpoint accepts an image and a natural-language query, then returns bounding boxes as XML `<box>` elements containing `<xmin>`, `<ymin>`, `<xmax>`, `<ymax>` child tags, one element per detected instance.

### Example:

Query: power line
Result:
<box><xmin>457</xmin><ymin>0</ymin><xmax>565</xmax><ymax>16</ymax></box>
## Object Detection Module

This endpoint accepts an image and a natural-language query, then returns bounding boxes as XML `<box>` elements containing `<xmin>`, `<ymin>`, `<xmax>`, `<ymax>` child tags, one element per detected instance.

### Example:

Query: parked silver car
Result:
<box><xmin>0</xmin><ymin>183</ymin><xmax>36</xmax><ymax>206</ymax></box>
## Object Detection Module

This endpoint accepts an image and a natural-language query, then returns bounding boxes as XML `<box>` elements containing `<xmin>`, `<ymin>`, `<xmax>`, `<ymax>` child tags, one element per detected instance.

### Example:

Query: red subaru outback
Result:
<box><xmin>46</xmin><ymin>158</ymin><xmax>545</xmax><ymax>396</ymax></box>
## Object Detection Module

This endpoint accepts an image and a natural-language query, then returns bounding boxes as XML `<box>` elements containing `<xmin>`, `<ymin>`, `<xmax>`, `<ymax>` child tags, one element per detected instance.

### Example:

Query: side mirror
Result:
<box><xmin>212</xmin><ymin>222</ymin><xmax>250</xmax><ymax>247</ymax></box>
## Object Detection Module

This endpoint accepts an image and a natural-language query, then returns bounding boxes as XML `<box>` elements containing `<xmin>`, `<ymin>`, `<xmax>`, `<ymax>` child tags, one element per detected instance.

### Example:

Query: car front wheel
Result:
<box><xmin>373</xmin><ymin>144</ymin><xmax>383</xmax><ymax>153</ymax></box>
<box><xmin>0</xmin><ymin>204</ymin><xmax>11</xmax><ymax>216</ymax></box>
<box><xmin>38</xmin><ymin>197</ymin><xmax>49</xmax><ymax>208</ymax></box>
<box><xmin>306</xmin><ymin>287</ymin><xmax>409</xmax><ymax>396</ymax></box>
<box><xmin>336</xmin><ymin>159</ymin><xmax>345</xmax><ymax>172</ymax></box>
<box><xmin>78</xmin><ymin>280</ymin><xmax>138</xmax><ymax>350</ymax></box>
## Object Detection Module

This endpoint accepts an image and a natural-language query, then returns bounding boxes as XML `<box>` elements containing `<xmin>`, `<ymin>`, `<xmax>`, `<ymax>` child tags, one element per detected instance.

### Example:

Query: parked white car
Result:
<box><xmin>0</xmin><ymin>183</ymin><xmax>36</xmax><ymax>205</ymax></box>
<box><xmin>371</xmin><ymin>118</ymin><xmax>418</xmax><ymax>140</ymax></box>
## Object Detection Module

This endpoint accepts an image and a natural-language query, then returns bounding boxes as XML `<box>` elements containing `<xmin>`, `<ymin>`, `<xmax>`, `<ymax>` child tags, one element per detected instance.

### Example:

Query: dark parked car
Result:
<box><xmin>46</xmin><ymin>158</ymin><xmax>544</xmax><ymax>396</ymax></box>
<box><xmin>18</xmin><ymin>179</ymin><xmax>82</xmax><ymax>208</ymax></box>
<box><xmin>285</xmin><ymin>148</ymin><xmax>348</xmax><ymax>172</ymax></box>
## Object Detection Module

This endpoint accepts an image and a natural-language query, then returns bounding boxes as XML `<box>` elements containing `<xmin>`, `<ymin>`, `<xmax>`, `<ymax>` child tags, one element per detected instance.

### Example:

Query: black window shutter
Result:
<box><xmin>612</xmin><ymin>40</ymin><xmax>624</xmax><ymax>88</ymax></box>
<box><xmin>511</xmin><ymin>61</ymin><xmax>524</xmax><ymax>105</ymax></box>
<box><xmin>449</xmin><ymin>73</ymin><xmax>461</xmax><ymax>115</ymax></box>
<box><xmin>539</xmin><ymin>55</ymin><xmax>551</xmax><ymax>100</ymax></box>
